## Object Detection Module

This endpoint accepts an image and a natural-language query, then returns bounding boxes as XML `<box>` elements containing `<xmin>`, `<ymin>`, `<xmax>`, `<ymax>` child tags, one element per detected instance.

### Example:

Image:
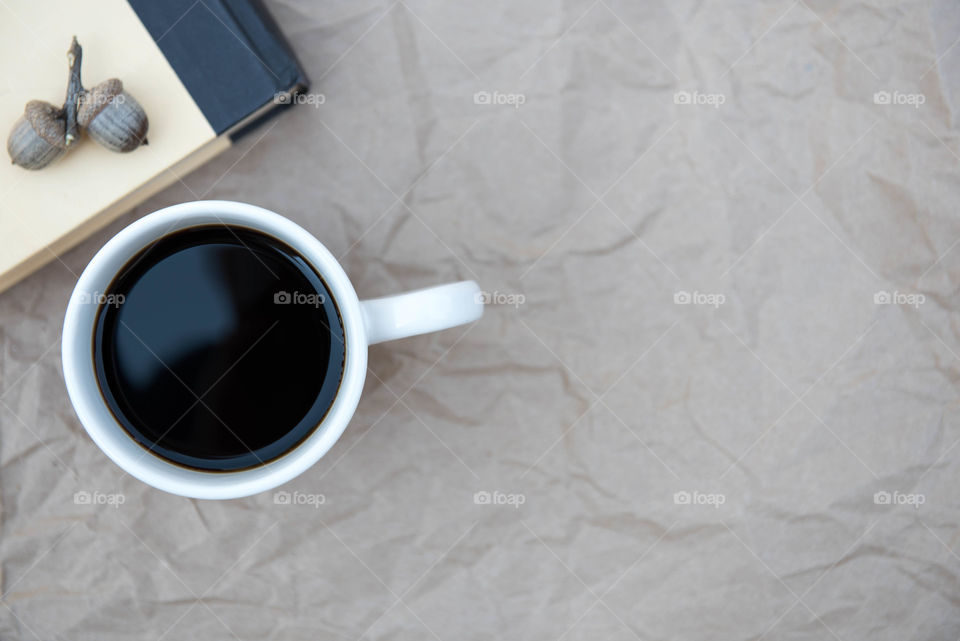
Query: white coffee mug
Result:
<box><xmin>62</xmin><ymin>200</ymin><xmax>483</xmax><ymax>499</ymax></box>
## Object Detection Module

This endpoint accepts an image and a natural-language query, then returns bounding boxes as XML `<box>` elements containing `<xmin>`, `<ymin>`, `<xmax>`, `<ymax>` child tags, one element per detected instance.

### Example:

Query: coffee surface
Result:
<box><xmin>94</xmin><ymin>225</ymin><xmax>345</xmax><ymax>471</ymax></box>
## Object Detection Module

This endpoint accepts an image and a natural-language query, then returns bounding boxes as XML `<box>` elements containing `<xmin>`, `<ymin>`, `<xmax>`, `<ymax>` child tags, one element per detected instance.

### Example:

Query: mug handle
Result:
<box><xmin>360</xmin><ymin>280</ymin><xmax>484</xmax><ymax>345</ymax></box>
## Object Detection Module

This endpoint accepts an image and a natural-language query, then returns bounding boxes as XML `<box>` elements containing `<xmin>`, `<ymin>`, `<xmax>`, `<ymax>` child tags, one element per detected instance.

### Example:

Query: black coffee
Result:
<box><xmin>93</xmin><ymin>225</ymin><xmax>345</xmax><ymax>471</ymax></box>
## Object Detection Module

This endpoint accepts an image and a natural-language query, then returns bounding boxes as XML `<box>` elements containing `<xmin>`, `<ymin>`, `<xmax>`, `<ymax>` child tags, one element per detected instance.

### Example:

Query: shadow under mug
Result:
<box><xmin>62</xmin><ymin>200</ymin><xmax>483</xmax><ymax>499</ymax></box>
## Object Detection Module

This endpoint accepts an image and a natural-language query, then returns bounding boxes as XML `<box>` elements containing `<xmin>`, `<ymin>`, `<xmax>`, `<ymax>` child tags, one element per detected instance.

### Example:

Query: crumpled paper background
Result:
<box><xmin>2</xmin><ymin>0</ymin><xmax>960</xmax><ymax>639</ymax></box>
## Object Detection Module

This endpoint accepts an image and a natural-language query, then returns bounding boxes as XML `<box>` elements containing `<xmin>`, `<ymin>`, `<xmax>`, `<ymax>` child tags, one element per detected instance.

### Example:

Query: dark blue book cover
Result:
<box><xmin>128</xmin><ymin>0</ymin><xmax>309</xmax><ymax>139</ymax></box>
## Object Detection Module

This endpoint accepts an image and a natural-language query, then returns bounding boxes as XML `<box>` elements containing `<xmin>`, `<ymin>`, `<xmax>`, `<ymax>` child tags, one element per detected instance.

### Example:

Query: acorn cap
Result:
<box><xmin>77</xmin><ymin>78</ymin><xmax>123</xmax><ymax>126</ymax></box>
<box><xmin>24</xmin><ymin>100</ymin><xmax>67</xmax><ymax>149</ymax></box>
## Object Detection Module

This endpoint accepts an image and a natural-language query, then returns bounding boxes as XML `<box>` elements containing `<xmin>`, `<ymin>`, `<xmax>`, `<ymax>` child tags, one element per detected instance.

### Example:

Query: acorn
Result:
<box><xmin>7</xmin><ymin>101</ymin><xmax>69</xmax><ymax>170</ymax></box>
<box><xmin>6</xmin><ymin>37</ymin><xmax>82</xmax><ymax>170</ymax></box>
<box><xmin>6</xmin><ymin>37</ymin><xmax>150</xmax><ymax>169</ymax></box>
<box><xmin>77</xmin><ymin>78</ymin><xmax>149</xmax><ymax>152</ymax></box>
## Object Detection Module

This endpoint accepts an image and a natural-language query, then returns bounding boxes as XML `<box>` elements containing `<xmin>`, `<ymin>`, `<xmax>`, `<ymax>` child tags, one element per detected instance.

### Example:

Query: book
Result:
<box><xmin>0</xmin><ymin>0</ymin><xmax>307</xmax><ymax>294</ymax></box>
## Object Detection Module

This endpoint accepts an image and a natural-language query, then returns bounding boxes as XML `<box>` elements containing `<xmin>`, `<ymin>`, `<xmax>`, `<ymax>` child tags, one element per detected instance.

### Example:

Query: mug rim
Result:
<box><xmin>62</xmin><ymin>200</ymin><xmax>368</xmax><ymax>499</ymax></box>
